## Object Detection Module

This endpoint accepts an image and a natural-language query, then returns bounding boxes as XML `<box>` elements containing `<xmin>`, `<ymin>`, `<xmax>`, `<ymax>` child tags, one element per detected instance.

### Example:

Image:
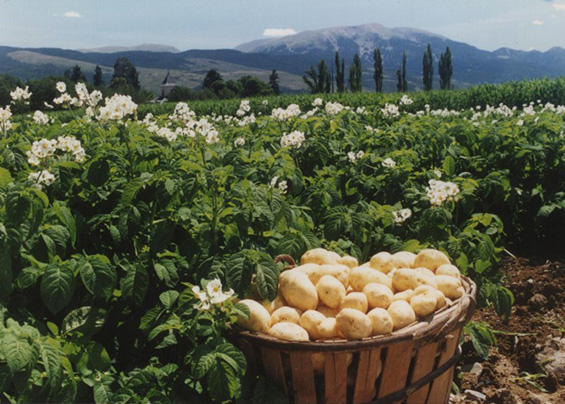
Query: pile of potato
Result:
<box><xmin>236</xmin><ymin>248</ymin><xmax>465</xmax><ymax>342</ymax></box>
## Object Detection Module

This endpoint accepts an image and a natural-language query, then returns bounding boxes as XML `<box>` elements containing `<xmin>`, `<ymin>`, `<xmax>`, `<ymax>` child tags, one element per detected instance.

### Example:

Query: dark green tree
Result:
<box><xmin>238</xmin><ymin>76</ymin><xmax>273</xmax><ymax>97</ymax></box>
<box><xmin>0</xmin><ymin>74</ymin><xmax>22</xmax><ymax>106</ymax></box>
<box><xmin>303</xmin><ymin>59</ymin><xmax>331</xmax><ymax>94</ymax></box>
<box><xmin>348</xmin><ymin>53</ymin><xmax>363</xmax><ymax>92</ymax></box>
<box><xmin>396</xmin><ymin>69</ymin><xmax>402</xmax><ymax>92</ymax></box>
<box><xmin>335</xmin><ymin>52</ymin><xmax>345</xmax><ymax>93</ymax></box>
<box><xmin>203</xmin><ymin>69</ymin><xmax>223</xmax><ymax>90</ymax></box>
<box><xmin>373</xmin><ymin>48</ymin><xmax>383</xmax><ymax>93</ymax></box>
<box><xmin>111</xmin><ymin>57</ymin><xmax>140</xmax><ymax>90</ymax></box>
<box><xmin>423</xmin><ymin>44</ymin><xmax>434</xmax><ymax>91</ymax></box>
<box><xmin>70</xmin><ymin>65</ymin><xmax>87</xmax><ymax>83</ymax></box>
<box><xmin>269</xmin><ymin>69</ymin><xmax>280</xmax><ymax>95</ymax></box>
<box><xmin>93</xmin><ymin>65</ymin><xmax>104</xmax><ymax>86</ymax></box>
<box><xmin>439</xmin><ymin>46</ymin><xmax>453</xmax><ymax>90</ymax></box>
<box><xmin>167</xmin><ymin>86</ymin><xmax>197</xmax><ymax>101</ymax></box>
<box><xmin>402</xmin><ymin>52</ymin><xmax>408</xmax><ymax>92</ymax></box>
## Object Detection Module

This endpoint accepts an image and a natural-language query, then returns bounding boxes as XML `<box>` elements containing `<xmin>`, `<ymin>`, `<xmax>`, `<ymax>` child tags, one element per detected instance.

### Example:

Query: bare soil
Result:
<box><xmin>453</xmin><ymin>257</ymin><xmax>565</xmax><ymax>404</ymax></box>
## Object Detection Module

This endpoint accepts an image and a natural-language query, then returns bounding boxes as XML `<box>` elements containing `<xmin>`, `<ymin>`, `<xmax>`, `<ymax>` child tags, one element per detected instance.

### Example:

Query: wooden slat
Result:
<box><xmin>376</xmin><ymin>340</ymin><xmax>415</xmax><ymax>401</ymax></box>
<box><xmin>405</xmin><ymin>342</ymin><xmax>440</xmax><ymax>404</ymax></box>
<box><xmin>353</xmin><ymin>348</ymin><xmax>382</xmax><ymax>404</ymax></box>
<box><xmin>261</xmin><ymin>347</ymin><xmax>288</xmax><ymax>395</ymax></box>
<box><xmin>289</xmin><ymin>351</ymin><xmax>317</xmax><ymax>404</ymax></box>
<box><xmin>426</xmin><ymin>330</ymin><xmax>462</xmax><ymax>404</ymax></box>
<box><xmin>324</xmin><ymin>352</ymin><xmax>350</xmax><ymax>404</ymax></box>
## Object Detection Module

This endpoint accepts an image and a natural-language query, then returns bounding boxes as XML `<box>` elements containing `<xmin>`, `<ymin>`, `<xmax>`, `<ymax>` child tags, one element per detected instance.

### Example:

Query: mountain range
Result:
<box><xmin>1</xmin><ymin>22</ymin><xmax>564</xmax><ymax>94</ymax></box>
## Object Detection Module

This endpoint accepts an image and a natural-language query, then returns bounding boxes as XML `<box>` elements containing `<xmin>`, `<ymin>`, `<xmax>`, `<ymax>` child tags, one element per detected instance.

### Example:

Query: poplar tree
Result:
<box><xmin>423</xmin><ymin>44</ymin><xmax>433</xmax><ymax>91</ymax></box>
<box><xmin>348</xmin><ymin>53</ymin><xmax>363</xmax><ymax>92</ymax></box>
<box><xmin>439</xmin><ymin>47</ymin><xmax>453</xmax><ymax>90</ymax></box>
<box><xmin>303</xmin><ymin>59</ymin><xmax>331</xmax><ymax>94</ymax></box>
<box><xmin>402</xmin><ymin>52</ymin><xmax>408</xmax><ymax>92</ymax></box>
<box><xmin>269</xmin><ymin>69</ymin><xmax>280</xmax><ymax>95</ymax></box>
<box><xmin>335</xmin><ymin>52</ymin><xmax>345</xmax><ymax>93</ymax></box>
<box><xmin>93</xmin><ymin>65</ymin><xmax>104</xmax><ymax>87</ymax></box>
<box><xmin>373</xmin><ymin>48</ymin><xmax>383</xmax><ymax>93</ymax></box>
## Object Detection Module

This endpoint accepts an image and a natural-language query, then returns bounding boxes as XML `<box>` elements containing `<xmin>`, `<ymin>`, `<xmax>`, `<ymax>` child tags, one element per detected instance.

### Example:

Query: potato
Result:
<box><xmin>435</xmin><ymin>264</ymin><xmax>461</xmax><ymax>280</ymax></box>
<box><xmin>363</xmin><ymin>283</ymin><xmax>394</xmax><ymax>309</ymax></box>
<box><xmin>392</xmin><ymin>251</ymin><xmax>416</xmax><ymax>269</ymax></box>
<box><xmin>393</xmin><ymin>290</ymin><xmax>414</xmax><ymax>303</ymax></box>
<box><xmin>413</xmin><ymin>249</ymin><xmax>451</xmax><ymax>272</ymax></box>
<box><xmin>317</xmin><ymin>305</ymin><xmax>338</xmax><ymax>318</ymax></box>
<box><xmin>260</xmin><ymin>292</ymin><xmax>286</xmax><ymax>314</ymax></box>
<box><xmin>410</xmin><ymin>286</ymin><xmax>438</xmax><ymax>317</ymax></box>
<box><xmin>392</xmin><ymin>268</ymin><xmax>426</xmax><ymax>292</ymax></box>
<box><xmin>293</xmin><ymin>263</ymin><xmax>321</xmax><ymax>279</ymax></box>
<box><xmin>435</xmin><ymin>290</ymin><xmax>447</xmax><ymax>310</ymax></box>
<box><xmin>369</xmin><ymin>252</ymin><xmax>394</xmax><ymax>274</ymax></box>
<box><xmin>349</xmin><ymin>266</ymin><xmax>393</xmax><ymax>291</ymax></box>
<box><xmin>414</xmin><ymin>267</ymin><xmax>438</xmax><ymax>289</ymax></box>
<box><xmin>297</xmin><ymin>264</ymin><xmax>350</xmax><ymax>287</ymax></box>
<box><xmin>301</xmin><ymin>248</ymin><xmax>339</xmax><ymax>265</ymax></box>
<box><xmin>435</xmin><ymin>275</ymin><xmax>465</xmax><ymax>300</ymax></box>
<box><xmin>299</xmin><ymin>310</ymin><xmax>326</xmax><ymax>340</ymax></box>
<box><xmin>279</xmin><ymin>270</ymin><xmax>318</xmax><ymax>311</ymax></box>
<box><xmin>361</xmin><ymin>262</ymin><xmax>371</xmax><ymax>267</ymax></box>
<box><xmin>316</xmin><ymin>275</ymin><xmax>346</xmax><ymax>308</ymax></box>
<box><xmin>338</xmin><ymin>255</ymin><xmax>359</xmax><ymax>269</ymax></box>
<box><xmin>388</xmin><ymin>300</ymin><xmax>416</xmax><ymax>330</ymax></box>
<box><xmin>336</xmin><ymin>309</ymin><xmax>372</xmax><ymax>340</ymax></box>
<box><xmin>317</xmin><ymin>317</ymin><xmax>340</xmax><ymax>339</ymax></box>
<box><xmin>367</xmin><ymin>308</ymin><xmax>394</xmax><ymax>335</ymax></box>
<box><xmin>271</xmin><ymin>306</ymin><xmax>302</xmax><ymax>325</ymax></box>
<box><xmin>339</xmin><ymin>292</ymin><xmax>369</xmax><ymax>313</ymax></box>
<box><xmin>236</xmin><ymin>299</ymin><xmax>271</xmax><ymax>333</ymax></box>
<box><xmin>268</xmin><ymin>322</ymin><xmax>309</xmax><ymax>341</ymax></box>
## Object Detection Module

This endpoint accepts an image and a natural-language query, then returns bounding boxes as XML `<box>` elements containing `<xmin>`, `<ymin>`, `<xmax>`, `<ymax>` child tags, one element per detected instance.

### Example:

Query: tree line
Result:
<box><xmin>303</xmin><ymin>44</ymin><xmax>453</xmax><ymax>94</ymax></box>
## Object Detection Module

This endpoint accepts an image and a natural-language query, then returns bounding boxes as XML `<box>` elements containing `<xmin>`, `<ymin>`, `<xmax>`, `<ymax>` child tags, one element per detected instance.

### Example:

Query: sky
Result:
<box><xmin>0</xmin><ymin>0</ymin><xmax>564</xmax><ymax>52</ymax></box>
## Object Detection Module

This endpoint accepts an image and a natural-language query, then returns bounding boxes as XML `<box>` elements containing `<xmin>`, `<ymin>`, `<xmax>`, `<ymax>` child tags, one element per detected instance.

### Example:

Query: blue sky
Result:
<box><xmin>0</xmin><ymin>0</ymin><xmax>564</xmax><ymax>51</ymax></box>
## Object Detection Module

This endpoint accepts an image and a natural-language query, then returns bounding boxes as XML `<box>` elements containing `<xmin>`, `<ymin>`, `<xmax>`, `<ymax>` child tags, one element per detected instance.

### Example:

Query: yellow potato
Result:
<box><xmin>297</xmin><ymin>264</ymin><xmax>349</xmax><ymax>287</ymax></box>
<box><xmin>369</xmin><ymin>252</ymin><xmax>394</xmax><ymax>274</ymax></box>
<box><xmin>435</xmin><ymin>290</ymin><xmax>447</xmax><ymax>310</ymax></box>
<box><xmin>413</xmin><ymin>249</ymin><xmax>451</xmax><ymax>272</ymax></box>
<box><xmin>339</xmin><ymin>292</ymin><xmax>369</xmax><ymax>313</ymax></box>
<box><xmin>392</xmin><ymin>251</ymin><xmax>417</xmax><ymax>269</ymax></box>
<box><xmin>367</xmin><ymin>308</ymin><xmax>394</xmax><ymax>335</ymax></box>
<box><xmin>268</xmin><ymin>322</ymin><xmax>309</xmax><ymax>341</ymax></box>
<box><xmin>338</xmin><ymin>255</ymin><xmax>359</xmax><ymax>269</ymax></box>
<box><xmin>317</xmin><ymin>304</ymin><xmax>338</xmax><ymax>318</ymax></box>
<box><xmin>435</xmin><ymin>264</ymin><xmax>461</xmax><ymax>280</ymax></box>
<box><xmin>349</xmin><ymin>266</ymin><xmax>393</xmax><ymax>291</ymax></box>
<box><xmin>336</xmin><ymin>309</ymin><xmax>372</xmax><ymax>340</ymax></box>
<box><xmin>300</xmin><ymin>248</ymin><xmax>339</xmax><ymax>265</ymax></box>
<box><xmin>392</xmin><ymin>268</ymin><xmax>426</xmax><ymax>292</ymax></box>
<box><xmin>410</xmin><ymin>286</ymin><xmax>438</xmax><ymax>317</ymax></box>
<box><xmin>316</xmin><ymin>275</ymin><xmax>346</xmax><ymax>309</ymax></box>
<box><xmin>388</xmin><ymin>300</ymin><xmax>416</xmax><ymax>330</ymax></box>
<box><xmin>317</xmin><ymin>317</ymin><xmax>340</xmax><ymax>339</ymax></box>
<box><xmin>260</xmin><ymin>292</ymin><xmax>286</xmax><ymax>314</ymax></box>
<box><xmin>363</xmin><ymin>283</ymin><xmax>394</xmax><ymax>309</ymax></box>
<box><xmin>393</xmin><ymin>290</ymin><xmax>414</xmax><ymax>303</ymax></box>
<box><xmin>271</xmin><ymin>306</ymin><xmax>302</xmax><ymax>325</ymax></box>
<box><xmin>293</xmin><ymin>263</ymin><xmax>322</xmax><ymax>279</ymax></box>
<box><xmin>236</xmin><ymin>299</ymin><xmax>271</xmax><ymax>333</ymax></box>
<box><xmin>299</xmin><ymin>310</ymin><xmax>326</xmax><ymax>340</ymax></box>
<box><xmin>435</xmin><ymin>275</ymin><xmax>465</xmax><ymax>300</ymax></box>
<box><xmin>414</xmin><ymin>267</ymin><xmax>438</xmax><ymax>289</ymax></box>
<box><xmin>279</xmin><ymin>270</ymin><xmax>318</xmax><ymax>311</ymax></box>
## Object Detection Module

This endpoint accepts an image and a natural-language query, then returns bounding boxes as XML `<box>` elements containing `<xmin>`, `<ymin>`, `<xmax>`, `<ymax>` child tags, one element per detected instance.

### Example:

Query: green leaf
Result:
<box><xmin>53</xmin><ymin>202</ymin><xmax>76</xmax><ymax>246</ymax></box>
<box><xmin>159</xmin><ymin>290</ymin><xmax>179</xmax><ymax>309</ymax></box>
<box><xmin>465</xmin><ymin>322</ymin><xmax>496</xmax><ymax>360</ymax></box>
<box><xmin>254</xmin><ymin>253</ymin><xmax>279</xmax><ymax>301</ymax></box>
<box><xmin>443</xmin><ymin>155</ymin><xmax>456</xmax><ymax>176</ymax></box>
<box><xmin>77</xmin><ymin>342</ymin><xmax>111</xmax><ymax>373</ymax></box>
<box><xmin>86</xmin><ymin>159</ymin><xmax>110</xmax><ymax>187</ymax></box>
<box><xmin>39</xmin><ymin>338</ymin><xmax>63</xmax><ymax>389</ymax></box>
<box><xmin>93</xmin><ymin>381</ymin><xmax>113</xmax><ymax>404</ymax></box>
<box><xmin>207</xmin><ymin>359</ymin><xmax>240</xmax><ymax>402</ymax></box>
<box><xmin>79</xmin><ymin>256</ymin><xmax>117</xmax><ymax>300</ymax></box>
<box><xmin>41</xmin><ymin>264</ymin><xmax>76</xmax><ymax>314</ymax></box>
<box><xmin>226</xmin><ymin>252</ymin><xmax>254</xmax><ymax>298</ymax></box>
<box><xmin>61</xmin><ymin>306</ymin><xmax>106</xmax><ymax>336</ymax></box>
<box><xmin>2</xmin><ymin>332</ymin><xmax>33</xmax><ymax>372</ymax></box>
<box><xmin>0</xmin><ymin>167</ymin><xmax>13</xmax><ymax>187</ymax></box>
<box><xmin>154</xmin><ymin>260</ymin><xmax>179</xmax><ymax>288</ymax></box>
<box><xmin>216</xmin><ymin>343</ymin><xmax>246</xmax><ymax>371</ymax></box>
<box><xmin>0</xmin><ymin>247</ymin><xmax>12</xmax><ymax>304</ymax></box>
<box><xmin>491</xmin><ymin>286</ymin><xmax>514</xmax><ymax>320</ymax></box>
<box><xmin>234</xmin><ymin>302</ymin><xmax>250</xmax><ymax>320</ymax></box>
<box><xmin>120</xmin><ymin>265</ymin><xmax>149</xmax><ymax>306</ymax></box>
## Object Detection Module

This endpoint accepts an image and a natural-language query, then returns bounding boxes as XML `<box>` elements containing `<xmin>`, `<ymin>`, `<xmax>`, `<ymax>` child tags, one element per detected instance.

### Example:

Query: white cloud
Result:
<box><xmin>552</xmin><ymin>2</ymin><xmax>565</xmax><ymax>11</ymax></box>
<box><xmin>262</xmin><ymin>28</ymin><xmax>296</xmax><ymax>37</ymax></box>
<box><xmin>63</xmin><ymin>11</ymin><xmax>82</xmax><ymax>18</ymax></box>
<box><xmin>532</xmin><ymin>20</ymin><xmax>544</xmax><ymax>25</ymax></box>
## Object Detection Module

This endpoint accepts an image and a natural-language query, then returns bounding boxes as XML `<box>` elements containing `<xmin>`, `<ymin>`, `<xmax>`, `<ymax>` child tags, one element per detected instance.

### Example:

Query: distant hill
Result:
<box><xmin>1</xmin><ymin>22</ymin><xmax>565</xmax><ymax>94</ymax></box>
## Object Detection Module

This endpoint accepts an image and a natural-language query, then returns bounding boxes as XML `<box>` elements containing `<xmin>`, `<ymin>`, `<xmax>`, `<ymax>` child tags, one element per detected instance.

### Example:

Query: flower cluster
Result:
<box><xmin>347</xmin><ymin>150</ymin><xmax>365</xmax><ymax>163</ymax></box>
<box><xmin>53</xmin><ymin>82</ymin><xmax>75</xmax><ymax>106</ymax></box>
<box><xmin>280</xmin><ymin>130</ymin><xmax>305</xmax><ymax>149</ymax></box>
<box><xmin>10</xmin><ymin>86</ymin><xmax>32</xmax><ymax>104</ymax></box>
<box><xmin>192</xmin><ymin>279</ymin><xmax>234</xmax><ymax>311</ymax></box>
<box><xmin>0</xmin><ymin>106</ymin><xmax>13</xmax><ymax>134</ymax></box>
<box><xmin>381</xmin><ymin>103</ymin><xmax>400</xmax><ymax>117</ymax></box>
<box><xmin>98</xmin><ymin>94</ymin><xmax>137</xmax><ymax>121</ymax></box>
<box><xmin>234</xmin><ymin>137</ymin><xmax>245</xmax><ymax>147</ymax></box>
<box><xmin>33</xmin><ymin>110</ymin><xmax>51</xmax><ymax>125</ymax></box>
<box><xmin>27</xmin><ymin>136</ymin><xmax>85</xmax><ymax>167</ymax></box>
<box><xmin>382</xmin><ymin>157</ymin><xmax>396</xmax><ymax>168</ymax></box>
<box><xmin>271</xmin><ymin>104</ymin><xmax>301</xmax><ymax>121</ymax></box>
<box><xmin>392</xmin><ymin>208</ymin><xmax>412</xmax><ymax>224</ymax></box>
<box><xmin>426</xmin><ymin>179</ymin><xmax>460</xmax><ymax>207</ymax></box>
<box><xmin>312</xmin><ymin>98</ymin><xmax>323</xmax><ymax>107</ymax></box>
<box><xmin>270</xmin><ymin>176</ymin><xmax>288</xmax><ymax>194</ymax></box>
<box><xmin>399</xmin><ymin>95</ymin><xmax>413</xmax><ymax>106</ymax></box>
<box><xmin>236</xmin><ymin>100</ymin><xmax>251</xmax><ymax>117</ymax></box>
<box><xmin>170</xmin><ymin>102</ymin><xmax>196</xmax><ymax>123</ymax></box>
<box><xmin>325</xmin><ymin>102</ymin><xmax>344</xmax><ymax>116</ymax></box>
<box><xmin>27</xmin><ymin>170</ymin><xmax>55</xmax><ymax>189</ymax></box>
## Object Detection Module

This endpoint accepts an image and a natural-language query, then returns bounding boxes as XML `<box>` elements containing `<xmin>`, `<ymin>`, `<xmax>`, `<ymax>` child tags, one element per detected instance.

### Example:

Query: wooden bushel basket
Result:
<box><xmin>234</xmin><ymin>256</ymin><xmax>477</xmax><ymax>404</ymax></box>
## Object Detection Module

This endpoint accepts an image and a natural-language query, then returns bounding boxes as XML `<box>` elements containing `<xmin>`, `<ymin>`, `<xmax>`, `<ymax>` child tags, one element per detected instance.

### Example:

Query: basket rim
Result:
<box><xmin>233</xmin><ymin>275</ymin><xmax>476</xmax><ymax>351</ymax></box>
